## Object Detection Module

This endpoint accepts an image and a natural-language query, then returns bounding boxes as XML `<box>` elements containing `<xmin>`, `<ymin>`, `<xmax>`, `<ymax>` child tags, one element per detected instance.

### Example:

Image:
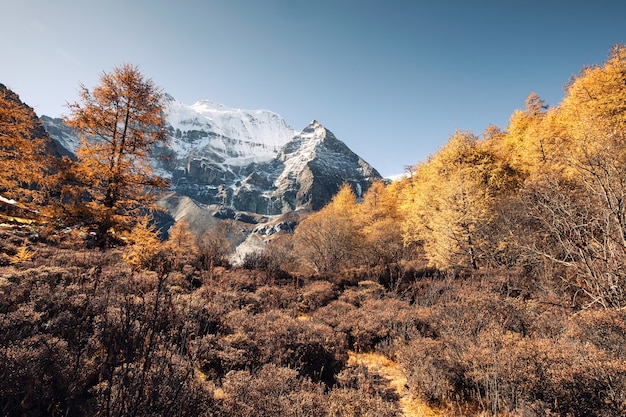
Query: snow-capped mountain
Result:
<box><xmin>164</xmin><ymin>96</ymin><xmax>296</xmax><ymax>170</ymax></box>
<box><xmin>41</xmin><ymin>96</ymin><xmax>382</xmax><ymax>217</ymax></box>
<box><xmin>254</xmin><ymin>120</ymin><xmax>380</xmax><ymax>212</ymax></box>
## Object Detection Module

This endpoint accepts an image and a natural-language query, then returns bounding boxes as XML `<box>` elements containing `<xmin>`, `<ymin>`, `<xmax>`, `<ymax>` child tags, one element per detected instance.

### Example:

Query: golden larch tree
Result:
<box><xmin>520</xmin><ymin>44</ymin><xmax>626</xmax><ymax>308</ymax></box>
<box><xmin>0</xmin><ymin>85</ymin><xmax>49</xmax><ymax>202</ymax></box>
<box><xmin>122</xmin><ymin>215</ymin><xmax>162</xmax><ymax>271</ymax></box>
<box><xmin>356</xmin><ymin>181</ymin><xmax>405</xmax><ymax>284</ymax></box>
<box><xmin>293</xmin><ymin>183</ymin><xmax>361</xmax><ymax>274</ymax></box>
<box><xmin>164</xmin><ymin>219</ymin><xmax>199</xmax><ymax>270</ymax></box>
<box><xmin>401</xmin><ymin>131</ymin><xmax>518</xmax><ymax>270</ymax></box>
<box><xmin>64</xmin><ymin>64</ymin><xmax>169</xmax><ymax>245</ymax></box>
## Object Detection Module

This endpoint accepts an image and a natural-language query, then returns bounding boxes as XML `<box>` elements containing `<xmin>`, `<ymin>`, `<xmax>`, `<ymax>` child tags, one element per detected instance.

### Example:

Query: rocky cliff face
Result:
<box><xmin>242</xmin><ymin>120</ymin><xmax>381</xmax><ymax>213</ymax></box>
<box><xmin>40</xmin><ymin>97</ymin><xmax>382</xmax><ymax>216</ymax></box>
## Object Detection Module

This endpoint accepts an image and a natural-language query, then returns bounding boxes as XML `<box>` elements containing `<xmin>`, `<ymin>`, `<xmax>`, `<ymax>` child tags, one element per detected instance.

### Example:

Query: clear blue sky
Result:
<box><xmin>3</xmin><ymin>0</ymin><xmax>626</xmax><ymax>176</ymax></box>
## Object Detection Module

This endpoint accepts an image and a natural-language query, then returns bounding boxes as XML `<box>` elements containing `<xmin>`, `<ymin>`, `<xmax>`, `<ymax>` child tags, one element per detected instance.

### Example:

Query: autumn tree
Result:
<box><xmin>122</xmin><ymin>215</ymin><xmax>162</xmax><ymax>271</ymax></box>
<box><xmin>517</xmin><ymin>45</ymin><xmax>626</xmax><ymax>308</ymax></box>
<box><xmin>164</xmin><ymin>219</ymin><xmax>198</xmax><ymax>270</ymax></box>
<box><xmin>64</xmin><ymin>64</ymin><xmax>168</xmax><ymax>246</ymax></box>
<box><xmin>293</xmin><ymin>183</ymin><xmax>361</xmax><ymax>274</ymax></box>
<box><xmin>401</xmin><ymin>131</ymin><xmax>519</xmax><ymax>271</ymax></box>
<box><xmin>356</xmin><ymin>181</ymin><xmax>406</xmax><ymax>286</ymax></box>
<box><xmin>501</xmin><ymin>92</ymin><xmax>550</xmax><ymax>172</ymax></box>
<box><xmin>0</xmin><ymin>85</ymin><xmax>49</xmax><ymax>202</ymax></box>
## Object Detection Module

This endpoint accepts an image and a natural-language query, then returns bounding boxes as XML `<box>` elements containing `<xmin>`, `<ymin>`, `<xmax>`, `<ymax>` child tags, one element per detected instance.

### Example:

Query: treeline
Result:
<box><xmin>288</xmin><ymin>44</ymin><xmax>626</xmax><ymax>311</ymax></box>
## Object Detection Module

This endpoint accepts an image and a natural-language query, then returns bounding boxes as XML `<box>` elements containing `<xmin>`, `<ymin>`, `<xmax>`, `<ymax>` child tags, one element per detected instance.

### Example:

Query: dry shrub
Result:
<box><xmin>397</xmin><ymin>302</ymin><xmax>626</xmax><ymax>416</ymax></box>
<box><xmin>563</xmin><ymin>309</ymin><xmax>626</xmax><ymax>358</ymax></box>
<box><xmin>219</xmin><ymin>309</ymin><xmax>347</xmax><ymax>384</ymax></box>
<box><xmin>218</xmin><ymin>268</ymin><xmax>257</xmax><ymax>292</ymax></box>
<box><xmin>339</xmin><ymin>280</ymin><xmax>385</xmax><ymax>306</ymax></box>
<box><xmin>397</xmin><ymin>336</ymin><xmax>461</xmax><ymax>406</ymax></box>
<box><xmin>0</xmin><ymin>244</ymin><xmax>217</xmax><ymax>417</ymax></box>
<box><xmin>217</xmin><ymin>364</ymin><xmax>400</xmax><ymax>417</ymax></box>
<box><xmin>0</xmin><ymin>251</ymin><xmax>11</xmax><ymax>266</ymax></box>
<box><xmin>0</xmin><ymin>230</ymin><xmax>24</xmax><ymax>257</ymax></box>
<box><xmin>314</xmin><ymin>297</ymin><xmax>428</xmax><ymax>353</ymax></box>
<box><xmin>218</xmin><ymin>364</ymin><xmax>326</xmax><ymax>417</ymax></box>
<box><xmin>5</xmin><ymin>224</ymin><xmax>626</xmax><ymax>416</ymax></box>
<box><xmin>335</xmin><ymin>363</ymin><xmax>399</xmax><ymax>402</ymax></box>
<box><xmin>298</xmin><ymin>279</ymin><xmax>338</xmax><ymax>313</ymax></box>
<box><xmin>249</xmin><ymin>284</ymin><xmax>298</xmax><ymax>313</ymax></box>
<box><xmin>491</xmin><ymin>334</ymin><xmax>626</xmax><ymax>416</ymax></box>
<box><xmin>326</xmin><ymin>386</ymin><xmax>401</xmax><ymax>417</ymax></box>
<box><xmin>0</xmin><ymin>335</ymin><xmax>77</xmax><ymax>416</ymax></box>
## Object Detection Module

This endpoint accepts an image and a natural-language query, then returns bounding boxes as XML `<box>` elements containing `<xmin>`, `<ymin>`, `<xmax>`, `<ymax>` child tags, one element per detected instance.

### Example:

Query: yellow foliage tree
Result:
<box><xmin>0</xmin><ymin>86</ymin><xmax>49</xmax><ymax>202</ymax></box>
<box><xmin>401</xmin><ymin>131</ymin><xmax>518</xmax><ymax>270</ymax></box>
<box><xmin>164</xmin><ymin>219</ymin><xmax>198</xmax><ymax>270</ymax></box>
<box><xmin>356</xmin><ymin>181</ymin><xmax>405</xmax><ymax>283</ymax></box>
<box><xmin>10</xmin><ymin>242</ymin><xmax>36</xmax><ymax>264</ymax></box>
<box><xmin>502</xmin><ymin>92</ymin><xmax>549</xmax><ymax>171</ymax></box>
<box><xmin>122</xmin><ymin>215</ymin><xmax>162</xmax><ymax>271</ymax></box>
<box><xmin>293</xmin><ymin>183</ymin><xmax>361</xmax><ymax>274</ymax></box>
<box><xmin>519</xmin><ymin>44</ymin><xmax>626</xmax><ymax>308</ymax></box>
<box><xmin>64</xmin><ymin>64</ymin><xmax>169</xmax><ymax>246</ymax></box>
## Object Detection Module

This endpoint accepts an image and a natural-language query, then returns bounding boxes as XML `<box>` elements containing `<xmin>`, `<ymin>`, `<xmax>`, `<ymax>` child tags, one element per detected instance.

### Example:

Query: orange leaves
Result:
<box><xmin>0</xmin><ymin>87</ymin><xmax>48</xmax><ymax>201</ymax></box>
<box><xmin>399</xmin><ymin>131</ymin><xmax>520</xmax><ymax>270</ymax></box>
<box><xmin>63</xmin><ymin>64</ymin><xmax>169</xmax><ymax>245</ymax></box>
<box><xmin>122</xmin><ymin>215</ymin><xmax>162</xmax><ymax>270</ymax></box>
<box><xmin>293</xmin><ymin>183</ymin><xmax>360</xmax><ymax>274</ymax></box>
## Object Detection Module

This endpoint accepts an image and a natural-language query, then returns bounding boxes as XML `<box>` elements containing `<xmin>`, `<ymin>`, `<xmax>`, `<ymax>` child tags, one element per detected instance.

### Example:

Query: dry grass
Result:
<box><xmin>349</xmin><ymin>352</ymin><xmax>439</xmax><ymax>417</ymax></box>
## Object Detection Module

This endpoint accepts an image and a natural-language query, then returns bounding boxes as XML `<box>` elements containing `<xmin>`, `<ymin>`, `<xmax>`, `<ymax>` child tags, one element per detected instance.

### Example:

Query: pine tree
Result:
<box><xmin>64</xmin><ymin>64</ymin><xmax>169</xmax><ymax>246</ymax></box>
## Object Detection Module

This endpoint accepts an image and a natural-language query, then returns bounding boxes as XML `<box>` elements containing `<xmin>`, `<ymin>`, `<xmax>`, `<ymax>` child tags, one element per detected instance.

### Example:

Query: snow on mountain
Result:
<box><xmin>165</xmin><ymin>97</ymin><xmax>296</xmax><ymax>168</ymax></box>
<box><xmin>41</xmin><ymin>95</ymin><xmax>382</xmax><ymax>216</ymax></box>
<box><xmin>274</xmin><ymin>120</ymin><xmax>325</xmax><ymax>186</ymax></box>
<box><xmin>263</xmin><ymin>120</ymin><xmax>381</xmax><ymax>210</ymax></box>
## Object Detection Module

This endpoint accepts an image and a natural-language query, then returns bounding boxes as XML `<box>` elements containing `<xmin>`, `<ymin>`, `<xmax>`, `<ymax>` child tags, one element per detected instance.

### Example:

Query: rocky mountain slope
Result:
<box><xmin>41</xmin><ymin>97</ymin><xmax>382</xmax><ymax>217</ymax></box>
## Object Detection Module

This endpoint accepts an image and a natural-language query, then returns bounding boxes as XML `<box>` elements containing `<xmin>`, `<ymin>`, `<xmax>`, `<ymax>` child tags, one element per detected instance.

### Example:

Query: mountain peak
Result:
<box><xmin>163</xmin><ymin>93</ymin><xmax>176</xmax><ymax>103</ymax></box>
<box><xmin>41</xmin><ymin>96</ymin><xmax>382</xmax><ymax>215</ymax></box>
<box><xmin>301</xmin><ymin>119</ymin><xmax>332</xmax><ymax>139</ymax></box>
<box><xmin>191</xmin><ymin>100</ymin><xmax>230</xmax><ymax>111</ymax></box>
<box><xmin>164</xmin><ymin>98</ymin><xmax>296</xmax><ymax>168</ymax></box>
